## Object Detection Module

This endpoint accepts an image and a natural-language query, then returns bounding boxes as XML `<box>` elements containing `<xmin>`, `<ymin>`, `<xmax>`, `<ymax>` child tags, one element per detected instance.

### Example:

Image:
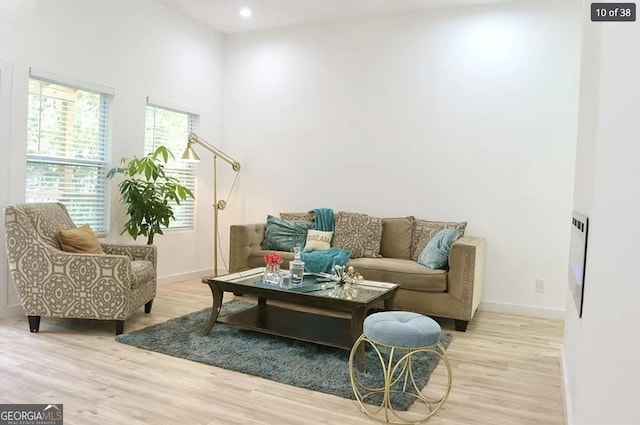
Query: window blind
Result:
<box><xmin>144</xmin><ymin>104</ymin><xmax>197</xmax><ymax>229</ymax></box>
<box><xmin>26</xmin><ymin>77</ymin><xmax>109</xmax><ymax>233</ymax></box>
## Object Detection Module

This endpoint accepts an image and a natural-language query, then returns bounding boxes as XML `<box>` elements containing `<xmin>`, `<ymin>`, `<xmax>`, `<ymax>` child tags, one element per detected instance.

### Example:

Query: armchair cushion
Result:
<box><xmin>57</xmin><ymin>224</ymin><xmax>104</xmax><ymax>254</ymax></box>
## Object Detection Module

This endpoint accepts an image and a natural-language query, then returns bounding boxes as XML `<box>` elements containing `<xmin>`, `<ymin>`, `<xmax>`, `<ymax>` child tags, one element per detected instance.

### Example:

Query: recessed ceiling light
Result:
<box><xmin>239</xmin><ymin>7</ymin><xmax>252</xmax><ymax>18</ymax></box>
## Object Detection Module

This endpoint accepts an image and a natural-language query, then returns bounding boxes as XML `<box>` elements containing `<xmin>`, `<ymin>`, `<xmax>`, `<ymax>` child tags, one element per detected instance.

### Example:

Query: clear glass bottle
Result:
<box><xmin>289</xmin><ymin>246</ymin><xmax>305</xmax><ymax>285</ymax></box>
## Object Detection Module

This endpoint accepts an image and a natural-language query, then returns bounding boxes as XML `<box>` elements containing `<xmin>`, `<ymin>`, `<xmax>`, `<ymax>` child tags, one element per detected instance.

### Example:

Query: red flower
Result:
<box><xmin>263</xmin><ymin>252</ymin><xmax>283</xmax><ymax>266</ymax></box>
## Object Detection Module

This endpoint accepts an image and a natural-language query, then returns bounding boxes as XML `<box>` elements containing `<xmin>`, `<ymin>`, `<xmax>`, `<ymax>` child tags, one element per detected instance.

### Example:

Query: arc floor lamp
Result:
<box><xmin>181</xmin><ymin>132</ymin><xmax>241</xmax><ymax>277</ymax></box>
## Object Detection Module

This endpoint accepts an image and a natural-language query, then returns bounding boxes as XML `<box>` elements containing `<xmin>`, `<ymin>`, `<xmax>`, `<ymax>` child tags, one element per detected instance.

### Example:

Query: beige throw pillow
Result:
<box><xmin>57</xmin><ymin>224</ymin><xmax>104</xmax><ymax>254</ymax></box>
<box><xmin>410</xmin><ymin>219</ymin><xmax>467</xmax><ymax>261</ymax></box>
<box><xmin>304</xmin><ymin>230</ymin><xmax>333</xmax><ymax>251</ymax></box>
<box><xmin>332</xmin><ymin>211</ymin><xmax>383</xmax><ymax>258</ymax></box>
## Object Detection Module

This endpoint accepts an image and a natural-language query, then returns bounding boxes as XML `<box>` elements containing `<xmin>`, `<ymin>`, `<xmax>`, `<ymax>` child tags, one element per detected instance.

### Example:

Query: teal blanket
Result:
<box><xmin>300</xmin><ymin>208</ymin><xmax>350</xmax><ymax>273</ymax></box>
<box><xmin>301</xmin><ymin>247</ymin><xmax>350</xmax><ymax>274</ymax></box>
<box><xmin>312</xmin><ymin>208</ymin><xmax>335</xmax><ymax>232</ymax></box>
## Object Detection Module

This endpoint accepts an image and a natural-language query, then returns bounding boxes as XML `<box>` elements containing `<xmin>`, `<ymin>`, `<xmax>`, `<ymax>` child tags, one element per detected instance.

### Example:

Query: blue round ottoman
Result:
<box><xmin>348</xmin><ymin>311</ymin><xmax>452</xmax><ymax>424</ymax></box>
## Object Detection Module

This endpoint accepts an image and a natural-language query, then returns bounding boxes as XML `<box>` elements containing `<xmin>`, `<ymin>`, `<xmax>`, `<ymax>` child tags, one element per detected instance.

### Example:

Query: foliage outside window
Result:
<box><xmin>26</xmin><ymin>76</ymin><xmax>109</xmax><ymax>233</ymax></box>
<box><xmin>144</xmin><ymin>104</ymin><xmax>197</xmax><ymax>229</ymax></box>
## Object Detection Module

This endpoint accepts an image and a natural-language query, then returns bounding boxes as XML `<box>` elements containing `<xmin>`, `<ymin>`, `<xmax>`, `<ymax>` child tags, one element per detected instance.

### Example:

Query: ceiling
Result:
<box><xmin>155</xmin><ymin>0</ymin><xmax>526</xmax><ymax>34</ymax></box>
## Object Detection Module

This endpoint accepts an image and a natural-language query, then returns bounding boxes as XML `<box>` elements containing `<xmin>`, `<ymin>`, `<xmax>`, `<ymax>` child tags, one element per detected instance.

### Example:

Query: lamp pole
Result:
<box><xmin>181</xmin><ymin>133</ymin><xmax>240</xmax><ymax>278</ymax></box>
<box><xmin>212</xmin><ymin>155</ymin><xmax>219</xmax><ymax>277</ymax></box>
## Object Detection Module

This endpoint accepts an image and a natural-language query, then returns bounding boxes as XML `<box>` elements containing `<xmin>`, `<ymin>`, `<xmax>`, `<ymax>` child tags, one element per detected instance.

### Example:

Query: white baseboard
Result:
<box><xmin>0</xmin><ymin>303</ymin><xmax>23</xmax><ymax>319</ymax></box>
<box><xmin>560</xmin><ymin>345</ymin><xmax>574</xmax><ymax>425</ymax></box>
<box><xmin>479</xmin><ymin>301</ymin><xmax>566</xmax><ymax>320</ymax></box>
<box><xmin>157</xmin><ymin>268</ymin><xmax>216</xmax><ymax>285</ymax></box>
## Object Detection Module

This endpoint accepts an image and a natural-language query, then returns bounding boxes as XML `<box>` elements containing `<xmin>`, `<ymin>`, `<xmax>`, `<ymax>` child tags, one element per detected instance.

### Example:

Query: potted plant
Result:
<box><xmin>107</xmin><ymin>146</ymin><xmax>194</xmax><ymax>245</ymax></box>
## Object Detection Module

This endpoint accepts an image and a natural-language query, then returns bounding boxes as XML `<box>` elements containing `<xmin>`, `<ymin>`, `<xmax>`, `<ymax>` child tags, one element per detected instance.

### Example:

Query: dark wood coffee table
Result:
<box><xmin>202</xmin><ymin>267</ymin><xmax>399</xmax><ymax>371</ymax></box>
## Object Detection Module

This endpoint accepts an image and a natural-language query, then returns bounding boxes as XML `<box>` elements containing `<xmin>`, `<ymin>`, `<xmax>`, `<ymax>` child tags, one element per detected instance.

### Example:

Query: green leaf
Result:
<box><xmin>106</xmin><ymin>145</ymin><xmax>193</xmax><ymax>245</ymax></box>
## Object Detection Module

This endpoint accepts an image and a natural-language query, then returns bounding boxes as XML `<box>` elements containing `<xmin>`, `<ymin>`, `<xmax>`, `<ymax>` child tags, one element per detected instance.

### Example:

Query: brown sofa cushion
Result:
<box><xmin>380</xmin><ymin>216</ymin><xmax>414</xmax><ymax>259</ymax></box>
<box><xmin>410</xmin><ymin>219</ymin><xmax>467</xmax><ymax>261</ymax></box>
<box><xmin>348</xmin><ymin>257</ymin><xmax>447</xmax><ymax>292</ymax></box>
<box><xmin>333</xmin><ymin>211</ymin><xmax>382</xmax><ymax>258</ymax></box>
<box><xmin>57</xmin><ymin>224</ymin><xmax>104</xmax><ymax>254</ymax></box>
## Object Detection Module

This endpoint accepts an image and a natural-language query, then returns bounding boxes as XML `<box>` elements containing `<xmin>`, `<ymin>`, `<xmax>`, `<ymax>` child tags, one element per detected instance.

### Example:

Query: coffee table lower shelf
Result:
<box><xmin>217</xmin><ymin>303</ymin><xmax>354</xmax><ymax>351</ymax></box>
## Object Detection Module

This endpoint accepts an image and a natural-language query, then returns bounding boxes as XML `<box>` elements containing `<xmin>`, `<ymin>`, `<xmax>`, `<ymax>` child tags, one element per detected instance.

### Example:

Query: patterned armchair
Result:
<box><xmin>4</xmin><ymin>202</ymin><xmax>157</xmax><ymax>335</ymax></box>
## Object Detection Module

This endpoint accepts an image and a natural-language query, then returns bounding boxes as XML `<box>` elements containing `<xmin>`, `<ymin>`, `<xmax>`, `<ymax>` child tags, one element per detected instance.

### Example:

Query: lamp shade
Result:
<box><xmin>181</xmin><ymin>144</ymin><xmax>201</xmax><ymax>162</ymax></box>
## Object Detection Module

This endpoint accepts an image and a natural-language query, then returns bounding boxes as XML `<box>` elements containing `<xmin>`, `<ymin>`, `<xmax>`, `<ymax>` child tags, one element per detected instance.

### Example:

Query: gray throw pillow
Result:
<box><xmin>280</xmin><ymin>212</ymin><xmax>315</xmax><ymax>223</ymax></box>
<box><xmin>332</xmin><ymin>211</ymin><xmax>382</xmax><ymax>258</ymax></box>
<box><xmin>262</xmin><ymin>215</ymin><xmax>314</xmax><ymax>252</ymax></box>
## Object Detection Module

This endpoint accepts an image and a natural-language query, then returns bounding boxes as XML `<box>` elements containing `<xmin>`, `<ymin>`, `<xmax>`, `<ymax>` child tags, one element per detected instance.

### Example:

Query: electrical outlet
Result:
<box><xmin>535</xmin><ymin>279</ymin><xmax>545</xmax><ymax>293</ymax></box>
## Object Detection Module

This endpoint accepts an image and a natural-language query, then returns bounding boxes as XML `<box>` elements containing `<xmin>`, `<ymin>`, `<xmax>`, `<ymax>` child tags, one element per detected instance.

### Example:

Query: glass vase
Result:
<box><xmin>264</xmin><ymin>263</ymin><xmax>281</xmax><ymax>284</ymax></box>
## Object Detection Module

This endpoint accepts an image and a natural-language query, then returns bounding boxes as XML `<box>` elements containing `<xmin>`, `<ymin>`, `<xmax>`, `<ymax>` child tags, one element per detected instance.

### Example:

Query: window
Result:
<box><xmin>26</xmin><ymin>75</ymin><xmax>110</xmax><ymax>233</ymax></box>
<box><xmin>144</xmin><ymin>104</ymin><xmax>197</xmax><ymax>229</ymax></box>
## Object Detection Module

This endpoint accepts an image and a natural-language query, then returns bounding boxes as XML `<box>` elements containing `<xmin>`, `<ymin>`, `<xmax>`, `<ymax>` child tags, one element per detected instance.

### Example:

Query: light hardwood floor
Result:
<box><xmin>0</xmin><ymin>279</ymin><xmax>566</xmax><ymax>425</ymax></box>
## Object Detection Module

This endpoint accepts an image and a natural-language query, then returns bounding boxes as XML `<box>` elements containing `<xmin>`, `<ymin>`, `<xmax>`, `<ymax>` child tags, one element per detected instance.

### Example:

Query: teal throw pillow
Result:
<box><xmin>262</xmin><ymin>215</ymin><xmax>314</xmax><ymax>252</ymax></box>
<box><xmin>417</xmin><ymin>228</ymin><xmax>460</xmax><ymax>269</ymax></box>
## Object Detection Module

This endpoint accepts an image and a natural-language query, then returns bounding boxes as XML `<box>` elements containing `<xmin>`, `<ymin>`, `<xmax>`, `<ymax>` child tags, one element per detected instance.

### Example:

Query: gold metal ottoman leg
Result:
<box><xmin>349</xmin><ymin>338</ymin><xmax>452</xmax><ymax>424</ymax></box>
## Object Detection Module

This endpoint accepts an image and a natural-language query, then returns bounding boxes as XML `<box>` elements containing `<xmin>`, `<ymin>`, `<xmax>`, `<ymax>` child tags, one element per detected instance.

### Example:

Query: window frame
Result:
<box><xmin>144</xmin><ymin>101</ymin><xmax>198</xmax><ymax>230</ymax></box>
<box><xmin>25</xmin><ymin>70</ymin><xmax>112</xmax><ymax>236</ymax></box>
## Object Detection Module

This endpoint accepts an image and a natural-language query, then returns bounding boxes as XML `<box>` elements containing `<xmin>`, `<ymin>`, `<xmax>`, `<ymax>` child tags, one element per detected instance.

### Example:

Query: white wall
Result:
<box><xmin>222</xmin><ymin>0</ymin><xmax>582</xmax><ymax>315</ymax></box>
<box><xmin>563</xmin><ymin>2</ymin><xmax>640</xmax><ymax>424</ymax></box>
<box><xmin>0</xmin><ymin>0</ymin><xmax>224</xmax><ymax>317</ymax></box>
<box><xmin>0</xmin><ymin>0</ymin><xmax>584</xmax><ymax>319</ymax></box>
<box><xmin>0</xmin><ymin>59</ymin><xmax>14</xmax><ymax>317</ymax></box>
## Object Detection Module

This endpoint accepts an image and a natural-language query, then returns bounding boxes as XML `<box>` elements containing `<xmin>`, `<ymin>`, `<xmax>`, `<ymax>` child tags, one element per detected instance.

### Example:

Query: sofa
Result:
<box><xmin>228</xmin><ymin>212</ymin><xmax>486</xmax><ymax>331</ymax></box>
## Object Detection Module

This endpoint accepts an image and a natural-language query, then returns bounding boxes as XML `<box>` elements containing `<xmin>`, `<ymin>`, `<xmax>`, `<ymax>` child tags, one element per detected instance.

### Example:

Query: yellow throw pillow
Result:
<box><xmin>304</xmin><ymin>230</ymin><xmax>333</xmax><ymax>251</ymax></box>
<box><xmin>57</xmin><ymin>224</ymin><xmax>104</xmax><ymax>254</ymax></box>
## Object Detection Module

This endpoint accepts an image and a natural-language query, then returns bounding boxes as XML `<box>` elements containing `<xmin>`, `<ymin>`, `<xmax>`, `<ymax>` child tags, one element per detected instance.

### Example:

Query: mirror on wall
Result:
<box><xmin>568</xmin><ymin>212</ymin><xmax>589</xmax><ymax>318</ymax></box>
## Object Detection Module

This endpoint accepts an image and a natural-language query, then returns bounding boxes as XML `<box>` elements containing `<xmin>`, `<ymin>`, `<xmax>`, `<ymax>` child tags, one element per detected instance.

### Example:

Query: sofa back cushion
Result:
<box><xmin>380</xmin><ymin>216</ymin><xmax>414</xmax><ymax>259</ymax></box>
<box><xmin>333</xmin><ymin>211</ymin><xmax>382</xmax><ymax>258</ymax></box>
<box><xmin>410</xmin><ymin>219</ymin><xmax>467</xmax><ymax>261</ymax></box>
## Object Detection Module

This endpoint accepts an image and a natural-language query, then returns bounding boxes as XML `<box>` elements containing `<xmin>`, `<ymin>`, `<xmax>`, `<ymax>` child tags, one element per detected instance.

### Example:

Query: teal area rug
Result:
<box><xmin>116</xmin><ymin>300</ymin><xmax>452</xmax><ymax>410</ymax></box>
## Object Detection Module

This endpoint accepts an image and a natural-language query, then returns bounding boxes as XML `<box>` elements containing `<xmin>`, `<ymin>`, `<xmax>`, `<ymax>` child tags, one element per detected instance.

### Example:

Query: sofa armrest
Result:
<box><xmin>229</xmin><ymin>224</ymin><xmax>266</xmax><ymax>273</ymax></box>
<box><xmin>101</xmin><ymin>243</ymin><xmax>157</xmax><ymax>268</ymax></box>
<box><xmin>447</xmin><ymin>236</ymin><xmax>486</xmax><ymax>318</ymax></box>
